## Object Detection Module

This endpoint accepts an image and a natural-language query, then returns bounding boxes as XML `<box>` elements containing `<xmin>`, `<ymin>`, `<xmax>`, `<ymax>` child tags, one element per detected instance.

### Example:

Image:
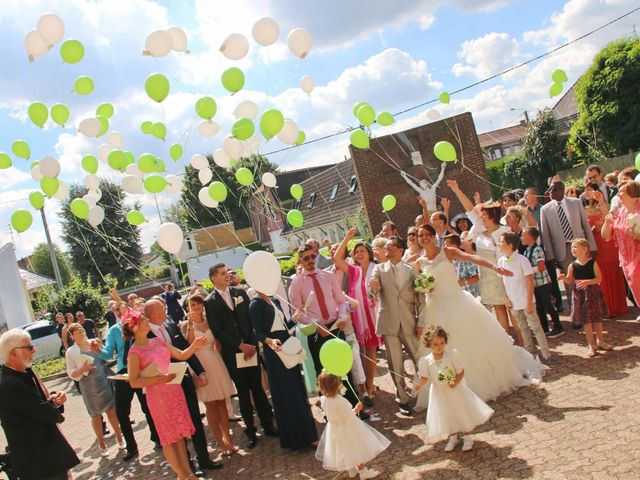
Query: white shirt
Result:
<box><xmin>556</xmin><ymin>197</ymin><xmax>573</xmax><ymax>224</ymax></box>
<box><xmin>390</xmin><ymin>260</ymin><xmax>409</xmax><ymax>286</ymax></box>
<box><xmin>149</xmin><ymin>322</ymin><xmax>171</xmax><ymax>344</ymax></box>
<box><xmin>498</xmin><ymin>252</ymin><xmax>535</xmax><ymax>311</ymax></box>
<box><xmin>215</xmin><ymin>287</ymin><xmax>234</xmax><ymax>310</ymax></box>
<box><xmin>65</xmin><ymin>344</ymin><xmax>91</xmax><ymax>381</ymax></box>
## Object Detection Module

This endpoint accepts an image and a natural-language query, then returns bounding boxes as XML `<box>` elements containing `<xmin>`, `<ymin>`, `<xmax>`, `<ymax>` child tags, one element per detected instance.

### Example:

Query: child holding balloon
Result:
<box><xmin>315</xmin><ymin>371</ymin><xmax>390</xmax><ymax>479</ymax></box>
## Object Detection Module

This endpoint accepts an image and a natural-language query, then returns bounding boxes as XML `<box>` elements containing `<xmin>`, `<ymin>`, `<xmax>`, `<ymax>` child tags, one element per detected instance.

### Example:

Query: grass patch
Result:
<box><xmin>32</xmin><ymin>357</ymin><xmax>66</xmax><ymax>378</ymax></box>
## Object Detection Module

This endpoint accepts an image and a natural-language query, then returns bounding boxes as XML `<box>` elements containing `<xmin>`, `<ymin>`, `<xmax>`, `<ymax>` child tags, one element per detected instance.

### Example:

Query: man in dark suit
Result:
<box><xmin>144</xmin><ymin>299</ymin><xmax>222</xmax><ymax>472</ymax></box>
<box><xmin>204</xmin><ymin>263</ymin><xmax>277</xmax><ymax>449</ymax></box>
<box><xmin>0</xmin><ymin>329</ymin><xmax>80</xmax><ymax>480</ymax></box>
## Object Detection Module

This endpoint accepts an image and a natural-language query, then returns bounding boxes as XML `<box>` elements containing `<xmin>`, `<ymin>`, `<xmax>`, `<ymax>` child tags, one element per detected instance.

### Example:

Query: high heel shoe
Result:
<box><xmin>98</xmin><ymin>444</ymin><xmax>110</xmax><ymax>457</ymax></box>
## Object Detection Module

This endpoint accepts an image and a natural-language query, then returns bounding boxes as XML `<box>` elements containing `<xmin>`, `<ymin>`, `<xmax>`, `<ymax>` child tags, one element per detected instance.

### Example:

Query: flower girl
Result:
<box><xmin>315</xmin><ymin>372</ymin><xmax>390</xmax><ymax>479</ymax></box>
<box><xmin>416</xmin><ymin>325</ymin><xmax>494</xmax><ymax>452</ymax></box>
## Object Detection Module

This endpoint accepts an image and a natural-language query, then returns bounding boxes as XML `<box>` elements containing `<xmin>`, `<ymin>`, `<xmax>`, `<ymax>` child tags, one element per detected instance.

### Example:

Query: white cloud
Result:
<box><xmin>452</xmin><ymin>32</ymin><xmax>524</xmax><ymax>78</ymax></box>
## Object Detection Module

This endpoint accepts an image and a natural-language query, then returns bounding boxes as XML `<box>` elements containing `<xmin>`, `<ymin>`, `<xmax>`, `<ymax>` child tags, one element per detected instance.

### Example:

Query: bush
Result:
<box><xmin>32</xmin><ymin>357</ymin><xmax>66</xmax><ymax>378</ymax></box>
<box><xmin>279</xmin><ymin>255</ymin><xmax>298</xmax><ymax>276</ymax></box>
<box><xmin>36</xmin><ymin>276</ymin><xmax>108</xmax><ymax>328</ymax></box>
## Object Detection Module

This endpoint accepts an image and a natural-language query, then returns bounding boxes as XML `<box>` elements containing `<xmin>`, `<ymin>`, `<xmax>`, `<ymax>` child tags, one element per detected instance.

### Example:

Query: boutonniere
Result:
<box><xmin>234</xmin><ymin>296</ymin><xmax>244</xmax><ymax>306</ymax></box>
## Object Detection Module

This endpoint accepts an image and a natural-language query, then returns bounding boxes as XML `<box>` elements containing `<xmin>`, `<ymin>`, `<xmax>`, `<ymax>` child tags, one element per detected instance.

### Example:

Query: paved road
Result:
<box><xmin>2</xmin><ymin>309</ymin><xmax>640</xmax><ymax>480</ymax></box>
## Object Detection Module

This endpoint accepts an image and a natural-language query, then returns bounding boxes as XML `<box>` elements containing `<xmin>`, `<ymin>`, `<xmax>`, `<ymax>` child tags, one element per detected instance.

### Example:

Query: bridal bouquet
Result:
<box><xmin>413</xmin><ymin>272</ymin><xmax>436</xmax><ymax>293</ymax></box>
<box><xmin>437</xmin><ymin>366</ymin><xmax>457</xmax><ymax>385</ymax></box>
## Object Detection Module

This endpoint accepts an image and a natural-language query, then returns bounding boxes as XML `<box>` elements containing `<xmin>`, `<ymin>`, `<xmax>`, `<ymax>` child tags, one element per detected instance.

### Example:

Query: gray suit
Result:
<box><xmin>372</xmin><ymin>261</ymin><xmax>420</xmax><ymax>404</ymax></box>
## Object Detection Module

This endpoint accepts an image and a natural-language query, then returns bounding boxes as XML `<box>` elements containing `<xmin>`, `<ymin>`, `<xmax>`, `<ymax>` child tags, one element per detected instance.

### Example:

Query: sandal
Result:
<box><xmin>588</xmin><ymin>347</ymin><xmax>598</xmax><ymax>358</ymax></box>
<box><xmin>597</xmin><ymin>343</ymin><xmax>613</xmax><ymax>351</ymax></box>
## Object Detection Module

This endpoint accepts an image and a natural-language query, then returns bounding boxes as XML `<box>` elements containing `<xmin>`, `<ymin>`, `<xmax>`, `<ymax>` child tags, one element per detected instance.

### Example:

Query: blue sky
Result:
<box><xmin>1</xmin><ymin>0</ymin><xmax>638</xmax><ymax>259</ymax></box>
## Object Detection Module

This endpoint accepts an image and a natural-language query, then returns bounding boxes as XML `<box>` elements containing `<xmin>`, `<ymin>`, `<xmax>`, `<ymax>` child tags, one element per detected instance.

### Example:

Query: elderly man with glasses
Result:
<box><xmin>0</xmin><ymin>329</ymin><xmax>79</xmax><ymax>480</ymax></box>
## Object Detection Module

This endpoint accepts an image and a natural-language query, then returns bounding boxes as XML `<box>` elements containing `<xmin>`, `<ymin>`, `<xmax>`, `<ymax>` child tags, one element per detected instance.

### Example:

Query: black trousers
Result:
<box><xmin>225</xmin><ymin>358</ymin><xmax>273</xmax><ymax>434</ymax></box>
<box><xmin>181</xmin><ymin>374</ymin><xmax>209</xmax><ymax>462</ymax></box>
<box><xmin>114</xmin><ymin>368</ymin><xmax>159</xmax><ymax>450</ymax></box>
<box><xmin>545</xmin><ymin>259</ymin><xmax>564</xmax><ymax>311</ymax></box>
<box><xmin>534</xmin><ymin>283</ymin><xmax>563</xmax><ymax>333</ymax></box>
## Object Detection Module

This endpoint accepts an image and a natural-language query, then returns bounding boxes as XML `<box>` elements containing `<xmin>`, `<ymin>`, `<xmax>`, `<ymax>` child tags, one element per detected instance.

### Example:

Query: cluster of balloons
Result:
<box><xmin>143</xmin><ymin>27</ymin><xmax>189</xmax><ymax>57</ymax></box>
<box><xmin>23</xmin><ymin>13</ymin><xmax>65</xmax><ymax>62</ymax></box>
<box><xmin>549</xmin><ymin>69</ymin><xmax>568</xmax><ymax>98</ymax></box>
<box><xmin>349</xmin><ymin>101</ymin><xmax>396</xmax><ymax>150</ymax></box>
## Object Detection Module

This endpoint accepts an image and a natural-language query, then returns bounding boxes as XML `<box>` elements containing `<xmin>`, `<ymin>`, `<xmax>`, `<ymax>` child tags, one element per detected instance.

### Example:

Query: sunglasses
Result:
<box><xmin>407</xmin><ymin>232</ymin><xmax>417</xmax><ymax>237</ymax></box>
<box><xmin>301</xmin><ymin>254</ymin><xmax>317</xmax><ymax>262</ymax></box>
<box><xmin>14</xmin><ymin>344</ymin><xmax>35</xmax><ymax>352</ymax></box>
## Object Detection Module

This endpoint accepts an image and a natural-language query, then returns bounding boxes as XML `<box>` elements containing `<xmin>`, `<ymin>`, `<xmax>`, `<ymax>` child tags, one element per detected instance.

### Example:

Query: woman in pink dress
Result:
<box><xmin>333</xmin><ymin>228</ymin><xmax>382</xmax><ymax>403</ymax></box>
<box><xmin>122</xmin><ymin>308</ymin><xmax>207</xmax><ymax>480</ymax></box>
<box><xmin>603</xmin><ymin>180</ymin><xmax>640</xmax><ymax>319</ymax></box>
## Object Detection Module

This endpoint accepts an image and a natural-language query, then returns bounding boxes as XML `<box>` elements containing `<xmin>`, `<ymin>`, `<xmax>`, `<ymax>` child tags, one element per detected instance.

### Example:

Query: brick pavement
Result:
<box><xmin>3</xmin><ymin>309</ymin><xmax>640</xmax><ymax>480</ymax></box>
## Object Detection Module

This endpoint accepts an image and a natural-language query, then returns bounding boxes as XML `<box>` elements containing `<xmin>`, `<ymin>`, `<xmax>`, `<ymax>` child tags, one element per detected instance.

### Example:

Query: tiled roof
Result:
<box><xmin>19</xmin><ymin>268</ymin><xmax>55</xmax><ymax>291</ymax></box>
<box><xmin>552</xmin><ymin>82</ymin><xmax>579</xmax><ymax>120</ymax></box>
<box><xmin>274</xmin><ymin>164</ymin><xmax>335</xmax><ymax>203</ymax></box>
<box><xmin>478</xmin><ymin>124</ymin><xmax>527</xmax><ymax>148</ymax></box>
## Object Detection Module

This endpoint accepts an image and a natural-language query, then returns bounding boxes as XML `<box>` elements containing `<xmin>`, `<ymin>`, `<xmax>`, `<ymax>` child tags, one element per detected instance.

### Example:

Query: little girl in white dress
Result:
<box><xmin>315</xmin><ymin>372</ymin><xmax>390</xmax><ymax>479</ymax></box>
<box><xmin>416</xmin><ymin>325</ymin><xmax>494</xmax><ymax>452</ymax></box>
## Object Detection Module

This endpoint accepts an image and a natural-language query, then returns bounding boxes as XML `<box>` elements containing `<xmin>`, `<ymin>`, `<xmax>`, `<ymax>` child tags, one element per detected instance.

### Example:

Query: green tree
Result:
<box><xmin>28</xmin><ymin>242</ymin><xmax>73</xmax><ymax>285</ymax></box>
<box><xmin>58</xmin><ymin>180</ymin><xmax>143</xmax><ymax>288</ymax></box>
<box><xmin>569</xmin><ymin>38</ymin><xmax>640</xmax><ymax>161</ymax></box>
<box><xmin>36</xmin><ymin>276</ymin><xmax>107</xmax><ymax>328</ymax></box>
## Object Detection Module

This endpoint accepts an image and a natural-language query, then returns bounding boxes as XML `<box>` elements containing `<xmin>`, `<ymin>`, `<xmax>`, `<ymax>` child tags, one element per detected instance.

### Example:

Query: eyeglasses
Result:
<box><xmin>13</xmin><ymin>344</ymin><xmax>35</xmax><ymax>353</ymax></box>
<box><xmin>228</xmin><ymin>271</ymin><xmax>237</xmax><ymax>276</ymax></box>
<box><xmin>384</xmin><ymin>243</ymin><xmax>398</xmax><ymax>249</ymax></box>
<box><xmin>301</xmin><ymin>254</ymin><xmax>317</xmax><ymax>262</ymax></box>
<box><xmin>407</xmin><ymin>232</ymin><xmax>417</xmax><ymax>237</ymax></box>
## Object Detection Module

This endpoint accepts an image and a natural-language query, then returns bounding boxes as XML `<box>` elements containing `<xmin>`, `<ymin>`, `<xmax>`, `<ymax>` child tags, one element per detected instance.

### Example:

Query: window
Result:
<box><xmin>348</xmin><ymin>175</ymin><xmax>358</xmax><ymax>194</ymax></box>
<box><xmin>28</xmin><ymin>325</ymin><xmax>54</xmax><ymax>340</ymax></box>
<box><xmin>330</xmin><ymin>185</ymin><xmax>338</xmax><ymax>201</ymax></box>
<box><xmin>307</xmin><ymin>193</ymin><xmax>316</xmax><ymax>209</ymax></box>
<box><xmin>504</xmin><ymin>146</ymin><xmax>511</xmax><ymax>155</ymax></box>
<box><xmin>493</xmin><ymin>149</ymin><xmax>502</xmax><ymax>159</ymax></box>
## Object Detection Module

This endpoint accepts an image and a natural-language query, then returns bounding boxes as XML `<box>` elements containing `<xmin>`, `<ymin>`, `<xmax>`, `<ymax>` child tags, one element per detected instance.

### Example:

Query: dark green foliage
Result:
<box><xmin>28</xmin><ymin>242</ymin><xmax>73</xmax><ymax>285</ymax></box>
<box><xmin>36</xmin><ymin>276</ymin><xmax>107</xmax><ymax>328</ymax></box>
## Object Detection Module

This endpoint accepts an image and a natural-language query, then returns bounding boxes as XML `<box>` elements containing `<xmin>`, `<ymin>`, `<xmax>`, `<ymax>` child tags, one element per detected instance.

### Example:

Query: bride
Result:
<box><xmin>414</xmin><ymin>224</ymin><xmax>544</xmax><ymax>405</ymax></box>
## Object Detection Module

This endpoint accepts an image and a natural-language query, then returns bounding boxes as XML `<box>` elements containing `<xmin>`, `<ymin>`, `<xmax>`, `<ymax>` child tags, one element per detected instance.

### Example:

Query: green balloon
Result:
<box><xmin>152</xmin><ymin>122</ymin><xmax>166</xmax><ymax>140</ymax></box>
<box><xmin>31</xmin><ymin>161</ymin><xmax>39</xmax><ymax>169</ymax></box>
<box><xmin>96</xmin><ymin>103</ymin><xmax>114</xmax><ymax>118</ymax></box>
<box><xmin>221</xmin><ymin>67</ymin><xmax>245</xmax><ymax>94</ymax></box>
<box><xmin>74</xmin><ymin>76</ymin><xmax>94</xmax><ymax>95</ymax></box>
<box><xmin>352</xmin><ymin>102</ymin><xmax>367</xmax><ymax>117</ymax></box>
<box><xmin>60</xmin><ymin>39</ymin><xmax>85</xmax><ymax>64</ymax></box>
<box><xmin>28</xmin><ymin>102</ymin><xmax>48</xmax><ymax>128</ymax></box>
<box><xmin>350</xmin><ymin>130</ymin><xmax>369</xmax><ymax>149</ymax></box>
<box><xmin>153</xmin><ymin>158</ymin><xmax>166</xmax><ymax>172</ymax></box>
<box><xmin>433</xmin><ymin>141</ymin><xmax>457</xmax><ymax>162</ymax></box>
<box><xmin>29</xmin><ymin>191</ymin><xmax>45</xmax><ymax>210</ymax></box>
<box><xmin>299</xmin><ymin>323</ymin><xmax>317</xmax><ymax>336</ymax></box>
<box><xmin>232</xmin><ymin>118</ymin><xmax>255</xmax><ymax>141</ymax></box>
<box><xmin>11</xmin><ymin>210</ymin><xmax>33</xmax><ymax>233</ymax></box>
<box><xmin>382</xmin><ymin>194</ymin><xmax>396</xmax><ymax>212</ymax></box>
<box><xmin>195</xmin><ymin>96</ymin><xmax>217</xmax><ymax>120</ymax></box>
<box><xmin>169</xmin><ymin>143</ymin><xmax>183</xmax><ymax>161</ymax></box>
<box><xmin>208</xmin><ymin>181</ymin><xmax>228</xmax><ymax>202</ymax></box>
<box><xmin>126</xmin><ymin>210</ymin><xmax>145</xmax><ymax>226</ymax></box>
<box><xmin>356</xmin><ymin>104</ymin><xmax>375</xmax><ymax>127</ymax></box>
<box><xmin>96</xmin><ymin>115</ymin><xmax>109</xmax><ymax>137</ymax></box>
<box><xmin>377</xmin><ymin>112</ymin><xmax>395</xmax><ymax>126</ymax></box>
<box><xmin>635</xmin><ymin>152</ymin><xmax>640</xmax><ymax>171</ymax></box>
<box><xmin>319</xmin><ymin>338</ymin><xmax>353</xmax><ymax>376</ymax></box>
<box><xmin>439</xmin><ymin>91</ymin><xmax>451</xmax><ymax>104</ymax></box>
<box><xmin>141</xmin><ymin>121</ymin><xmax>153</xmax><ymax>134</ymax></box>
<box><xmin>259</xmin><ymin>109</ymin><xmax>284</xmax><ymax>140</ymax></box>
<box><xmin>290</xmin><ymin>183</ymin><xmax>303</xmax><ymax>200</ymax></box>
<box><xmin>0</xmin><ymin>152</ymin><xmax>12</xmax><ymax>169</ymax></box>
<box><xmin>12</xmin><ymin>140</ymin><xmax>30</xmax><ymax>159</ymax></box>
<box><xmin>551</xmin><ymin>69</ymin><xmax>568</xmax><ymax>83</ymax></box>
<box><xmin>107</xmin><ymin>149</ymin><xmax>127</xmax><ymax>171</ymax></box>
<box><xmin>235</xmin><ymin>167</ymin><xmax>253</xmax><ymax>186</ymax></box>
<box><xmin>40</xmin><ymin>177</ymin><xmax>59</xmax><ymax>197</ymax></box>
<box><xmin>549</xmin><ymin>82</ymin><xmax>563</xmax><ymax>98</ymax></box>
<box><xmin>145</xmin><ymin>73</ymin><xmax>170</xmax><ymax>103</ymax></box>
<box><xmin>81</xmin><ymin>155</ymin><xmax>99</xmax><ymax>174</ymax></box>
<box><xmin>144</xmin><ymin>174</ymin><xmax>167</xmax><ymax>193</ymax></box>
<box><xmin>70</xmin><ymin>198</ymin><xmax>90</xmax><ymax>219</ymax></box>
<box><xmin>286</xmin><ymin>209</ymin><xmax>304</xmax><ymax>228</ymax></box>
<box><xmin>124</xmin><ymin>151</ymin><xmax>135</xmax><ymax>167</ymax></box>
<box><xmin>138</xmin><ymin>153</ymin><xmax>157</xmax><ymax>173</ymax></box>
<box><xmin>51</xmin><ymin>103</ymin><xmax>70</xmax><ymax>126</ymax></box>
<box><xmin>295</xmin><ymin>131</ymin><xmax>306</xmax><ymax>145</ymax></box>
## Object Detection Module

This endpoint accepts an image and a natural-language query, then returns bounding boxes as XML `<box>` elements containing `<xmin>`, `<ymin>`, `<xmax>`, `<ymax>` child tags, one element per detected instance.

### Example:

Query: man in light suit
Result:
<box><xmin>540</xmin><ymin>180</ymin><xmax>597</xmax><ymax>321</ymax></box>
<box><xmin>370</xmin><ymin>236</ymin><xmax>421</xmax><ymax>414</ymax></box>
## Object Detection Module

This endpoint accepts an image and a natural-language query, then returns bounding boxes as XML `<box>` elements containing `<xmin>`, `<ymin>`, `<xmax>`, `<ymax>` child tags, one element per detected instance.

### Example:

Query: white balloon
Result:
<box><xmin>84</xmin><ymin>174</ymin><xmax>100</xmax><ymax>191</ymax></box>
<box><xmin>251</xmin><ymin>17</ymin><xmax>279</xmax><ymax>46</ymax></box>
<box><xmin>157</xmin><ymin>222</ymin><xmax>184</xmax><ymax>254</ymax></box>
<box><xmin>198</xmin><ymin>120</ymin><xmax>220</xmax><ymax>137</ymax></box>
<box><xmin>246</xmin><ymin>135</ymin><xmax>261</xmax><ymax>153</ymax></box>
<box><xmin>198</xmin><ymin>187</ymin><xmax>218</xmax><ymax>208</ymax></box>
<box><xmin>426</xmin><ymin>109</ymin><xmax>441</xmax><ymax>120</ymax></box>
<box><xmin>233</xmin><ymin>100</ymin><xmax>259</xmax><ymax>120</ymax></box>
<box><xmin>88</xmin><ymin>205</ymin><xmax>105</xmax><ymax>227</ymax></box>
<box><xmin>54</xmin><ymin>180</ymin><xmax>68</xmax><ymax>201</ymax></box>
<box><xmin>98</xmin><ymin>143</ymin><xmax>114</xmax><ymax>162</ymax></box>
<box><xmin>88</xmin><ymin>188</ymin><xmax>101</xmax><ymax>201</ymax></box>
<box><xmin>287</xmin><ymin>28</ymin><xmax>312</xmax><ymax>59</ymax></box>
<box><xmin>219</xmin><ymin>33</ymin><xmax>249</xmax><ymax>60</ymax></box>
<box><xmin>167</xmin><ymin>26</ymin><xmax>188</xmax><ymax>52</ymax></box>
<box><xmin>198</xmin><ymin>167</ymin><xmax>213</xmax><ymax>185</ymax></box>
<box><xmin>39</xmin><ymin>156</ymin><xmax>60</xmax><ymax>178</ymax></box>
<box><xmin>31</xmin><ymin>166</ymin><xmax>43</xmax><ymax>182</ymax></box>
<box><xmin>144</xmin><ymin>30</ymin><xmax>172</xmax><ymax>57</ymax></box>
<box><xmin>300</xmin><ymin>75</ymin><xmax>315</xmax><ymax>94</ymax></box>
<box><xmin>243</xmin><ymin>251</ymin><xmax>281</xmax><ymax>295</ymax></box>
<box><xmin>125</xmin><ymin>163</ymin><xmax>143</xmax><ymax>179</ymax></box>
<box><xmin>261</xmin><ymin>172</ymin><xmax>277</xmax><ymax>188</ymax></box>
<box><xmin>190</xmin><ymin>154</ymin><xmax>208</xmax><ymax>170</ymax></box>
<box><xmin>121</xmin><ymin>175</ymin><xmax>143</xmax><ymax>195</ymax></box>
<box><xmin>24</xmin><ymin>30</ymin><xmax>49</xmax><ymax>61</ymax></box>
<box><xmin>165</xmin><ymin>174</ymin><xmax>183</xmax><ymax>193</ymax></box>
<box><xmin>37</xmin><ymin>13</ymin><xmax>65</xmax><ymax>45</ymax></box>
<box><xmin>212</xmin><ymin>149</ymin><xmax>231</xmax><ymax>169</ymax></box>
<box><xmin>277</xmin><ymin>119</ymin><xmax>299</xmax><ymax>145</ymax></box>
<box><xmin>107</xmin><ymin>131</ymin><xmax>123</xmax><ymax>148</ymax></box>
<box><xmin>78</xmin><ymin>118</ymin><xmax>100</xmax><ymax>137</ymax></box>
<box><xmin>82</xmin><ymin>194</ymin><xmax>97</xmax><ymax>208</ymax></box>
<box><xmin>223</xmin><ymin>136</ymin><xmax>242</xmax><ymax>160</ymax></box>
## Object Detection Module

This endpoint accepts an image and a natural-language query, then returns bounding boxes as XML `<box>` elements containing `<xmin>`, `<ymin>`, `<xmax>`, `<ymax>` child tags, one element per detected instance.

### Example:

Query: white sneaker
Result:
<box><xmin>462</xmin><ymin>435</ymin><xmax>474</xmax><ymax>451</ymax></box>
<box><xmin>358</xmin><ymin>468</ymin><xmax>380</xmax><ymax>479</ymax></box>
<box><xmin>444</xmin><ymin>434</ymin><xmax>459</xmax><ymax>452</ymax></box>
<box><xmin>348</xmin><ymin>469</ymin><xmax>358</xmax><ymax>478</ymax></box>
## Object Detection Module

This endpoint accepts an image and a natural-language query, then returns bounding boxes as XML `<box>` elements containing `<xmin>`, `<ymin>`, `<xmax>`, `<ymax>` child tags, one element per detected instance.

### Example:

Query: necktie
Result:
<box><xmin>556</xmin><ymin>202</ymin><xmax>573</xmax><ymax>241</ymax></box>
<box><xmin>309</xmin><ymin>272</ymin><xmax>330</xmax><ymax>321</ymax></box>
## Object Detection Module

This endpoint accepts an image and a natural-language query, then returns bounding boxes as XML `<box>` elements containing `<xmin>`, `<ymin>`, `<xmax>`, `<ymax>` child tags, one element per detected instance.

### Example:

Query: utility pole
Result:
<box><xmin>524</xmin><ymin>110</ymin><xmax>530</xmax><ymax>124</ymax></box>
<box><xmin>40</xmin><ymin>207</ymin><xmax>64</xmax><ymax>290</ymax></box>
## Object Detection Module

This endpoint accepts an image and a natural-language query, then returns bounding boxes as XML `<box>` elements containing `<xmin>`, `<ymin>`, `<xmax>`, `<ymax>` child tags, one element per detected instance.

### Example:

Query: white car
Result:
<box><xmin>20</xmin><ymin>320</ymin><xmax>63</xmax><ymax>361</ymax></box>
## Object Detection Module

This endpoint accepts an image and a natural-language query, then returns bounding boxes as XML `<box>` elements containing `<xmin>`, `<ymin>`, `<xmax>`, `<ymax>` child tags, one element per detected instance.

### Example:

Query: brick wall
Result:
<box><xmin>350</xmin><ymin>112</ymin><xmax>492</xmax><ymax>236</ymax></box>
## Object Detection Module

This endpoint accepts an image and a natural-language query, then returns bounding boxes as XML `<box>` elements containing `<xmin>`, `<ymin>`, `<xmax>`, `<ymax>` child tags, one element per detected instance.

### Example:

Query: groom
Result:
<box><xmin>370</xmin><ymin>237</ymin><xmax>421</xmax><ymax>414</ymax></box>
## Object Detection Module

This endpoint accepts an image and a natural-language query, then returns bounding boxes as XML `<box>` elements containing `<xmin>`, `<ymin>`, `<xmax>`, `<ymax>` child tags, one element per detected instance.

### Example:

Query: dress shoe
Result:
<box><xmin>264</xmin><ymin>426</ymin><xmax>279</xmax><ymax>437</ymax></box>
<box><xmin>358</xmin><ymin>411</ymin><xmax>370</xmax><ymax>421</ymax></box>
<box><xmin>228</xmin><ymin>415</ymin><xmax>242</xmax><ymax>422</ymax></box>
<box><xmin>245</xmin><ymin>430</ymin><xmax>258</xmax><ymax>449</ymax></box>
<box><xmin>198</xmin><ymin>458</ymin><xmax>223</xmax><ymax>470</ymax></box>
<box><xmin>398</xmin><ymin>403</ymin><xmax>413</xmax><ymax>415</ymax></box>
<box><xmin>123</xmin><ymin>448</ymin><xmax>139</xmax><ymax>462</ymax></box>
<box><xmin>362</xmin><ymin>395</ymin><xmax>374</xmax><ymax>408</ymax></box>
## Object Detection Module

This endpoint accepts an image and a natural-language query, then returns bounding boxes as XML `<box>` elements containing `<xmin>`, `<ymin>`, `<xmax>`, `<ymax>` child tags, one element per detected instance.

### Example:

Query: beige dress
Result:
<box><xmin>190</xmin><ymin>322</ymin><xmax>235</xmax><ymax>402</ymax></box>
